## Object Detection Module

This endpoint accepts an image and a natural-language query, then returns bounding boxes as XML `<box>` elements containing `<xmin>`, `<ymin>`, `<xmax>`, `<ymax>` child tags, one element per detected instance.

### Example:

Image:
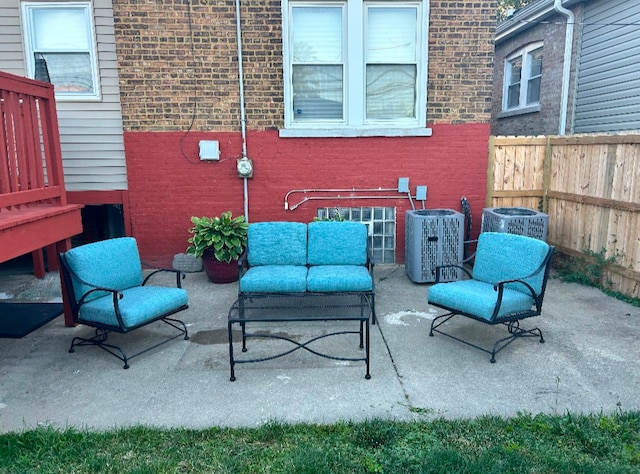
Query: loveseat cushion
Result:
<box><xmin>307</xmin><ymin>221</ymin><xmax>368</xmax><ymax>266</ymax></box>
<box><xmin>240</xmin><ymin>265</ymin><xmax>308</xmax><ymax>293</ymax></box>
<box><xmin>428</xmin><ymin>279</ymin><xmax>535</xmax><ymax>321</ymax></box>
<box><xmin>307</xmin><ymin>265</ymin><xmax>373</xmax><ymax>292</ymax></box>
<box><xmin>472</xmin><ymin>232</ymin><xmax>550</xmax><ymax>295</ymax></box>
<box><xmin>247</xmin><ymin>222</ymin><xmax>308</xmax><ymax>266</ymax></box>
<box><xmin>78</xmin><ymin>286</ymin><xmax>188</xmax><ymax>329</ymax></box>
<box><xmin>63</xmin><ymin>237</ymin><xmax>144</xmax><ymax>302</ymax></box>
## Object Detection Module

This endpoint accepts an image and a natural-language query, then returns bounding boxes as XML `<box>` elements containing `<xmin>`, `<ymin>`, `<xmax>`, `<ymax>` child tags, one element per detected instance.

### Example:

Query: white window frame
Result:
<box><xmin>280</xmin><ymin>0</ymin><xmax>431</xmax><ymax>138</ymax></box>
<box><xmin>502</xmin><ymin>42</ymin><xmax>543</xmax><ymax>113</ymax></box>
<box><xmin>21</xmin><ymin>1</ymin><xmax>101</xmax><ymax>101</ymax></box>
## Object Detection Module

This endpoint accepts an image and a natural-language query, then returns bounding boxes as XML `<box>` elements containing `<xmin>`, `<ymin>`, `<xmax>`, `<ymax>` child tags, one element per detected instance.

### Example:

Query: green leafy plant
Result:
<box><xmin>554</xmin><ymin>248</ymin><xmax>618</xmax><ymax>288</ymax></box>
<box><xmin>553</xmin><ymin>248</ymin><xmax>640</xmax><ymax>307</ymax></box>
<box><xmin>186</xmin><ymin>211</ymin><xmax>248</xmax><ymax>263</ymax></box>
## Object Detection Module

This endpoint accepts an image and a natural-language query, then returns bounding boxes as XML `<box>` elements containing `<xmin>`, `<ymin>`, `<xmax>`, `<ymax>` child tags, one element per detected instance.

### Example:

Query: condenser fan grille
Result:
<box><xmin>405</xmin><ymin>210</ymin><xmax>464</xmax><ymax>283</ymax></box>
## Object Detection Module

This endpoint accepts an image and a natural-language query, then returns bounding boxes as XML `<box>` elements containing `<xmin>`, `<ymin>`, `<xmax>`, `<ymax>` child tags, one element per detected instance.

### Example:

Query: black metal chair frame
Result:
<box><xmin>460</xmin><ymin>196</ymin><xmax>473</xmax><ymax>261</ymax></box>
<box><xmin>59</xmin><ymin>253</ymin><xmax>190</xmax><ymax>369</ymax></box>
<box><xmin>429</xmin><ymin>244</ymin><xmax>555</xmax><ymax>363</ymax></box>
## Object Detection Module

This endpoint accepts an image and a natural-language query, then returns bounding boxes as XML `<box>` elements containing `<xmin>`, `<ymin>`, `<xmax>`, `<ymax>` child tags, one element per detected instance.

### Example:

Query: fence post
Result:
<box><xmin>542</xmin><ymin>136</ymin><xmax>552</xmax><ymax>213</ymax></box>
<box><xmin>486</xmin><ymin>135</ymin><xmax>496</xmax><ymax>207</ymax></box>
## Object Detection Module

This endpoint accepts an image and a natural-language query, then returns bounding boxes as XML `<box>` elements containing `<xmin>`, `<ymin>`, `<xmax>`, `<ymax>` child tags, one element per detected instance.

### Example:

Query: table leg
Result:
<box><xmin>228</xmin><ymin>320</ymin><xmax>236</xmax><ymax>382</ymax></box>
<box><xmin>365</xmin><ymin>318</ymin><xmax>371</xmax><ymax>379</ymax></box>
<box><xmin>241</xmin><ymin>321</ymin><xmax>248</xmax><ymax>352</ymax></box>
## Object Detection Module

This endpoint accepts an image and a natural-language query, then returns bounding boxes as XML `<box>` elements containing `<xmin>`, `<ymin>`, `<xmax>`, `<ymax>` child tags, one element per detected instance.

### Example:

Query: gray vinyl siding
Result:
<box><xmin>0</xmin><ymin>5</ymin><xmax>25</xmax><ymax>74</ymax></box>
<box><xmin>573</xmin><ymin>0</ymin><xmax>640</xmax><ymax>133</ymax></box>
<box><xmin>0</xmin><ymin>0</ymin><xmax>127</xmax><ymax>192</ymax></box>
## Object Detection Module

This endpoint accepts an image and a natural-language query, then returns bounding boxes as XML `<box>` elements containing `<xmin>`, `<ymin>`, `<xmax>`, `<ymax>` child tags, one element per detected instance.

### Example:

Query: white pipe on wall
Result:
<box><xmin>553</xmin><ymin>0</ymin><xmax>575</xmax><ymax>136</ymax></box>
<box><xmin>235</xmin><ymin>0</ymin><xmax>249</xmax><ymax>221</ymax></box>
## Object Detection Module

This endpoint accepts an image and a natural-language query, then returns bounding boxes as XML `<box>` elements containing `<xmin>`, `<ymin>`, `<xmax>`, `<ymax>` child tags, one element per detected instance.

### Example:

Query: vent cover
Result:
<box><xmin>405</xmin><ymin>209</ymin><xmax>464</xmax><ymax>283</ymax></box>
<box><xmin>481</xmin><ymin>207</ymin><xmax>548</xmax><ymax>241</ymax></box>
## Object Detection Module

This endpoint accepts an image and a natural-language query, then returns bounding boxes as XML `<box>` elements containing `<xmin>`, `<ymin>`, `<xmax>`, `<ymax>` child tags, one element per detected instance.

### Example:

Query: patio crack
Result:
<box><xmin>374</xmin><ymin>323</ymin><xmax>411</xmax><ymax>405</ymax></box>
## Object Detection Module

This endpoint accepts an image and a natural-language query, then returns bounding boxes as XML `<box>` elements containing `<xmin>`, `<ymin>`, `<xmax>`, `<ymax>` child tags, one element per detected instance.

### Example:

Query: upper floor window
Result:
<box><xmin>503</xmin><ymin>42</ymin><xmax>542</xmax><ymax>112</ymax></box>
<box><xmin>22</xmin><ymin>2</ymin><xmax>100</xmax><ymax>100</ymax></box>
<box><xmin>281</xmin><ymin>0</ymin><xmax>430</xmax><ymax>137</ymax></box>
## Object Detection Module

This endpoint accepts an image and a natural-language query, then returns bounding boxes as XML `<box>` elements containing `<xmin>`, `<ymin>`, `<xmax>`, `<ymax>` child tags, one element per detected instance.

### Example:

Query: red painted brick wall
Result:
<box><xmin>125</xmin><ymin>123</ymin><xmax>489</xmax><ymax>266</ymax></box>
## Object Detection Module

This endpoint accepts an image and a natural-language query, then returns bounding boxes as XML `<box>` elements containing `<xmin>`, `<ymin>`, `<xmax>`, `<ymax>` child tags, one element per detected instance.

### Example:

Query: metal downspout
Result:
<box><xmin>553</xmin><ymin>0</ymin><xmax>575</xmax><ymax>136</ymax></box>
<box><xmin>235</xmin><ymin>0</ymin><xmax>250</xmax><ymax>221</ymax></box>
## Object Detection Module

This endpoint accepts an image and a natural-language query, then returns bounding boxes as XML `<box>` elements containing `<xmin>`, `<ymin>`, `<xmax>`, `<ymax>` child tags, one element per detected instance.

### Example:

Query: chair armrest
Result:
<box><xmin>238</xmin><ymin>250</ymin><xmax>249</xmax><ymax>278</ymax></box>
<box><xmin>78</xmin><ymin>286</ymin><xmax>121</xmax><ymax>305</ymax></box>
<box><xmin>434</xmin><ymin>264</ymin><xmax>472</xmax><ymax>283</ymax></box>
<box><xmin>461</xmin><ymin>239</ymin><xmax>478</xmax><ymax>265</ymax></box>
<box><xmin>493</xmin><ymin>246</ymin><xmax>554</xmax><ymax>298</ymax></box>
<box><xmin>491</xmin><ymin>246</ymin><xmax>555</xmax><ymax>320</ymax></box>
<box><xmin>366</xmin><ymin>243</ymin><xmax>375</xmax><ymax>275</ymax></box>
<box><xmin>493</xmin><ymin>279</ymin><xmax>537</xmax><ymax>298</ymax></box>
<box><xmin>433</xmin><ymin>239</ymin><xmax>477</xmax><ymax>283</ymax></box>
<box><xmin>489</xmin><ymin>277</ymin><xmax>538</xmax><ymax>323</ymax></box>
<box><xmin>78</xmin><ymin>287</ymin><xmax>127</xmax><ymax>328</ymax></box>
<box><xmin>142</xmin><ymin>268</ymin><xmax>186</xmax><ymax>288</ymax></box>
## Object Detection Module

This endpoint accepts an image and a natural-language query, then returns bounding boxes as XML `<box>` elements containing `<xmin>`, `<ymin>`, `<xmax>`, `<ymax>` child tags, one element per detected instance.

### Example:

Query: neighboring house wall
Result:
<box><xmin>573</xmin><ymin>0</ymin><xmax>640</xmax><ymax>133</ymax></box>
<box><xmin>111</xmin><ymin>0</ymin><xmax>495</xmax><ymax>266</ymax></box>
<box><xmin>491</xmin><ymin>3</ymin><xmax>583</xmax><ymax>136</ymax></box>
<box><xmin>493</xmin><ymin>0</ymin><xmax>640</xmax><ymax>137</ymax></box>
<box><xmin>0</xmin><ymin>0</ymin><xmax>128</xmax><ymax>194</ymax></box>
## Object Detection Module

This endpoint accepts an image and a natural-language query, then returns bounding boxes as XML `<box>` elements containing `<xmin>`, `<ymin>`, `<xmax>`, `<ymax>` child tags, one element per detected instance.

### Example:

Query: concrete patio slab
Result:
<box><xmin>0</xmin><ymin>264</ymin><xmax>638</xmax><ymax>433</ymax></box>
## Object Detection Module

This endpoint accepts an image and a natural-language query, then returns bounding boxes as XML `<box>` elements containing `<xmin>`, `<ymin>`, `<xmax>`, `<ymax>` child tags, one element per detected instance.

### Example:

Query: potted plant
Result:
<box><xmin>186</xmin><ymin>211</ymin><xmax>248</xmax><ymax>283</ymax></box>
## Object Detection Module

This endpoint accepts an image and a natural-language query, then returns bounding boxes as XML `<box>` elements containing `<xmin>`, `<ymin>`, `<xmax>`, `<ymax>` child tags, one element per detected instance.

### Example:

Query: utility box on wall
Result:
<box><xmin>405</xmin><ymin>209</ymin><xmax>464</xmax><ymax>283</ymax></box>
<box><xmin>481</xmin><ymin>207</ymin><xmax>548</xmax><ymax>241</ymax></box>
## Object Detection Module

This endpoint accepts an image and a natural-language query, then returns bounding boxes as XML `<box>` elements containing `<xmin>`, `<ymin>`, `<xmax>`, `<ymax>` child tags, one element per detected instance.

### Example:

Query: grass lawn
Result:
<box><xmin>0</xmin><ymin>412</ymin><xmax>638</xmax><ymax>473</ymax></box>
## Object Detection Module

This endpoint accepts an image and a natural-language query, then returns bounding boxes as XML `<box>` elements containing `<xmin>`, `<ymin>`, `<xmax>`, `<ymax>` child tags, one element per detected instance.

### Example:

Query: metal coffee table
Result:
<box><xmin>227</xmin><ymin>293</ymin><xmax>372</xmax><ymax>381</ymax></box>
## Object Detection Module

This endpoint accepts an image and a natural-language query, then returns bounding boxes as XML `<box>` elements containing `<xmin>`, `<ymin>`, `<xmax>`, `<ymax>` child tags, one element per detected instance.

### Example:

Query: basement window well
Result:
<box><xmin>317</xmin><ymin>206</ymin><xmax>396</xmax><ymax>263</ymax></box>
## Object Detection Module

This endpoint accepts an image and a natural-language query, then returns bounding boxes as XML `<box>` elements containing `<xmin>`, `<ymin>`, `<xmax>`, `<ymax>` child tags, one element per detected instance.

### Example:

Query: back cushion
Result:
<box><xmin>473</xmin><ymin>232</ymin><xmax>550</xmax><ymax>294</ymax></box>
<box><xmin>63</xmin><ymin>237</ymin><xmax>144</xmax><ymax>302</ymax></box>
<box><xmin>307</xmin><ymin>221</ymin><xmax>368</xmax><ymax>265</ymax></box>
<box><xmin>247</xmin><ymin>222</ymin><xmax>308</xmax><ymax>266</ymax></box>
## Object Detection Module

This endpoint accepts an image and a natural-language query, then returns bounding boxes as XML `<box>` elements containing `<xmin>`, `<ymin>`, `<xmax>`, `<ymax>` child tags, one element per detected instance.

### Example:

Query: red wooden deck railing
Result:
<box><xmin>0</xmin><ymin>70</ymin><xmax>83</xmax><ymax>325</ymax></box>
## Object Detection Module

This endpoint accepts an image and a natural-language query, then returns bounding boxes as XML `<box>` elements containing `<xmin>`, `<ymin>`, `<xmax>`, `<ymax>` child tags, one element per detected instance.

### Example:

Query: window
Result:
<box><xmin>503</xmin><ymin>43</ymin><xmax>542</xmax><ymax>112</ymax></box>
<box><xmin>317</xmin><ymin>206</ymin><xmax>396</xmax><ymax>263</ymax></box>
<box><xmin>282</xmin><ymin>0</ymin><xmax>430</xmax><ymax>137</ymax></box>
<box><xmin>22</xmin><ymin>2</ymin><xmax>100</xmax><ymax>100</ymax></box>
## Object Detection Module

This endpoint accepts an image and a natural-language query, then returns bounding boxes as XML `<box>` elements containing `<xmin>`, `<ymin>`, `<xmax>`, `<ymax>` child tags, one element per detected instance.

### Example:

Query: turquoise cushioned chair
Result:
<box><xmin>59</xmin><ymin>237</ymin><xmax>189</xmax><ymax>368</ymax></box>
<box><xmin>427</xmin><ymin>232</ymin><xmax>554</xmax><ymax>362</ymax></box>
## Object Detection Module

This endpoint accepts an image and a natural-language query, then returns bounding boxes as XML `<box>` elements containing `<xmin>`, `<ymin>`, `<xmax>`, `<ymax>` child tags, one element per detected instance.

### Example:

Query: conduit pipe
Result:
<box><xmin>287</xmin><ymin>195</ymin><xmax>412</xmax><ymax>211</ymax></box>
<box><xmin>285</xmin><ymin>187</ymin><xmax>400</xmax><ymax>210</ymax></box>
<box><xmin>553</xmin><ymin>0</ymin><xmax>575</xmax><ymax>136</ymax></box>
<box><xmin>234</xmin><ymin>0</ymin><xmax>250</xmax><ymax>220</ymax></box>
<box><xmin>284</xmin><ymin>186</ymin><xmax>424</xmax><ymax>211</ymax></box>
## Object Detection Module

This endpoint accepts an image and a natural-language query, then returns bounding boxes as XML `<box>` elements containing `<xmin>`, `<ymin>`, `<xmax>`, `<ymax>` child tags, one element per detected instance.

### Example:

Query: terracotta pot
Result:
<box><xmin>202</xmin><ymin>249</ymin><xmax>239</xmax><ymax>283</ymax></box>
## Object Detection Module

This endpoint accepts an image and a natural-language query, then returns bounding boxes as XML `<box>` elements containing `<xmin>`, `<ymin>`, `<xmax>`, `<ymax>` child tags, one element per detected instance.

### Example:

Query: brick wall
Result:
<box><xmin>124</xmin><ymin>124</ymin><xmax>490</xmax><ymax>266</ymax></box>
<box><xmin>112</xmin><ymin>0</ymin><xmax>495</xmax><ymax>131</ymax></box>
<box><xmin>428</xmin><ymin>1</ymin><xmax>495</xmax><ymax>124</ymax></box>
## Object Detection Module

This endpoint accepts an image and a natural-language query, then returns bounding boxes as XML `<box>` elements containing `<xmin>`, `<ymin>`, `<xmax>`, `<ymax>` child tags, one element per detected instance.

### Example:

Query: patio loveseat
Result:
<box><xmin>237</xmin><ymin>221</ymin><xmax>375</xmax><ymax>319</ymax></box>
<box><xmin>228</xmin><ymin>220</ymin><xmax>376</xmax><ymax>380</ymax></box>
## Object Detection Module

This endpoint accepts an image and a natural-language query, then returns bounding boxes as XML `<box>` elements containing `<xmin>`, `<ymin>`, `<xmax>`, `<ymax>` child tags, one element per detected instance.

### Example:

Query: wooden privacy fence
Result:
<box><xmin>488</xmin><ymin>134</ymin><xmax>640</xmax><ymax>299</ymax></box>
